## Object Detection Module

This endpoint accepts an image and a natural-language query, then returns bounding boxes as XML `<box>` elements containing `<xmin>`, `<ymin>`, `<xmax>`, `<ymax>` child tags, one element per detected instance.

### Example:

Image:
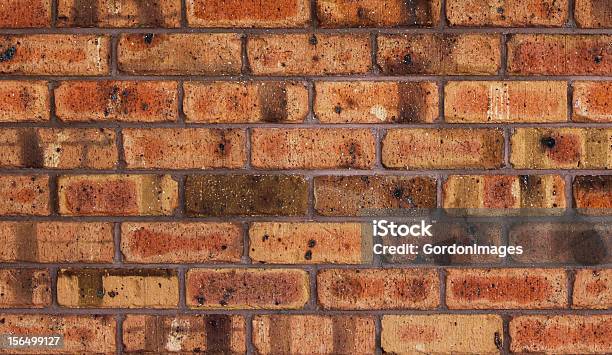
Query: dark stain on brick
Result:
<box><xmin>519</xmin><ymin>175</ymin><xmax>544</xmax><ymax>207</ymax></box>
<box><xmin>205</xmin><ymin>315</ymin><xmax>231</xmax><ymax>353</ymax></box>
<box><xmin>332</xmin><ymin>317</ymin><xmax>356</xmax><ymax>353</ymax></box>
<box><xmin>134</xmin><ymin>1</ymin><xmax>165</xmax><ymax>27</ymax></box>
<box><xmin>541</xmin><ymin>136</ymin><xmax>556</xmax><ymax>148</ymax></box>
<box><xmin>304</xmin><ymin>250</ymin><xmax>312</xmax><ymax>260</ymax></box>
<box><xmin>143</xmin><ymin>316</ymin><xmax>164</xmax><ymax>352</ymax></box>
<box><xmin>397</xmin><ymin>82</ymin><xmax>428</xmax><ymax>122</ymax></box>
<box><xmin>0</xmin><ymin>46</ymin><xmax>16</xmax><ymax>62</ymax></box>
<box><xmin>15</xmin><ymin>223</ymin><xmax>38</xmax><ymax>262</ymax></box>
<box><xmin>259</xmin><ymin>83</ymin><xmax>288</xmax><ymax>122</ymax></box>
<box><xmin>69</xmin><ymin>269</ymin><xmax>105</xmax><ymax>307</ymax></box>
<box><xmin>18</xmin><ymin>129</ymin><xmax>44</xmax><ymax>169</ymax></box>
<box><xmin>309</xmin><ymin>34</ymin><xmax>318</xmax><ymax>45</ymax></box>
<box><xmin>270</xmin><ymin>316</ymin><xmax>292</xmax><ymax>354</ymax></box>
<box><xmin>308</xmin><ymin>239</ymin><xmax>316</xmax><ymax>248</ymax></box>
<box><xmin>494</xmin><ymin>331</ymin><xmax>503</xmax><ymax>349</ymax></box>
<box><xmin>72</xmin><ymin>0</ymin><xmax>99</xmax><ymax>27</ymax></box>
<box><xmin>401</xmin><ymin>0</ymin><xmax>434</xmax><ymax>25</ymax></box>
<box><xmin>571</xmin><ymin>230</ymin><xmax>607</xmax><ymax>265</ymax></box>
<box><xmin>143</xmin><ymin>33</ymin><xmax>155</xmax><ymax>45</ymax></box>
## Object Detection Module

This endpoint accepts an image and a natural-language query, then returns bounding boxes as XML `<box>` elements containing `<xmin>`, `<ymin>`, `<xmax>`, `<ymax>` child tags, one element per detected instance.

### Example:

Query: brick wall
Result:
<box><xmin>0</xmin><ymin>0</ymin><xmax>610</xmax><ymax>354</ymax></box>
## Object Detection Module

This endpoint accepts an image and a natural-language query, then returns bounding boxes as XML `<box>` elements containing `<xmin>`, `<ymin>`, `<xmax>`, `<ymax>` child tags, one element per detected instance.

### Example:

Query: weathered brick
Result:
<box><xmin>445</xmin><ymin>81</ymin><xmax>567</xmax><ymax>123</ymax></box>
<box><xmin>248</xmin><ymin>34</ymin><xmax>371</xmax><ymax>75</ymax></box>
<box><xmin>317</xmin><ymin>0</ymin><xmax>440</xmax><ymax>27</ymax></box>
<box><xmin>382</xmin><ymin>315</ymin><xmax>503</xmax><ymax>354</ymax></box>
<box><xmin>507</xmin><ymin>35</ymin><xmax>612</xmax><ymax>75</ymax></box>
<box><xmin>186</xmin><ymin>269</ymin><xmax>309</xmax><ymax>309</ymax></box>
<box><xmin>443</xmin><ymin>175</ymin><xmax>566</xmax><ymax>209</ymax></box>
<box><xmin>510</xmin><ymin>315</ymin><xmax>612</xmax><ymax>353</ymax></box>
<box><xmin>575</xmin><ymin>0</ymin><xmax>612</xmax><ymax>28</ymax></box>
<box><xmin>57</xmin><ymin>269</ymin><xmax>179</xmax><ymax>308</ymax></box>
<box><xmin>55</xmin><ymin>81</ymin><xmax>178</xmax><ymax>122</ymax></box>
<box><xmin>58</xmin><ymin>175</ymin><xmax>178</xmax><ymax>216</ymax></box>
<box><xmin>378</xmin><ymin>34</ymin><xmax>501</xmax><ymax>75</ymax></box>
<box><xmin>123</xmin><ymin>128</ymin><xmax>246</xmax><ymax>169</ymax></box>
<box><xmin>118</xmin><ymin>34</ymin><xmax>242</xmax><ymax>75</ymax></box>
<box><xmin>0</xmin><ymin>35</ymin><xmax>109</xmax><ymax>75</ymax></box>
<box><xmin>511</xmin><ymin>128</ymin><xmax>612</xmax><ymax>169</ymax></box>
<box><xmin>0</xmin><ymin>222</ymin><xmax>114</xmax><ymax>263</ymax></box>
<box><xmin>574</xmin><ymin>269</ymin><xmax>612</xmax><ymax>309</ymax></box>
<box><xmin>0</xmin><ymin>269</ymin><xmax>51</xmax><ymax>307</ymax></box>
<box><xmin>187</xmin><ymin>0</ymin><xmax>310</xmax><ymax>27</ymax></box>
<box><xmin>383</xmin><ymin>129</ymin><xmax>504</xmax><ymax>169</ymax></box>
<box><xmin>315</xmin><ymin>81</ymin><xmax>438</xmax><ymax>123</ymax></box>
<box><xmin>123</xmin><ymin>314</ymin><xmax>246</xmax><ymax>353</ymax></box>
<box><xmin>0</xmin><ymin>315</ymin><xmax>115</xmax><ymax>354</ymax></box>
<box><xmin>0</xmin><ymin>175</ymin><xmax>49</xmax><ymax>216</ymax></box>
<box><xmin>121</xmin><ymin>222</ymin><xmax>243</xmax><ymax>263</ymax></box>
<box><xmin>0</xmin><ymin>0</ymin><xmax>51</xmax><ymax>28</ymax></box>
<box><xmin>184</xmin><ymin>81</ymin><xmax>309</xmax><ymax>123</ymax></box>
<box><xmin>57</xmin><ymin>0</ymin><xmax>181</xmax><ymax>27</ymax></box>
<box><xmin>253</xmin><ymin>315</ymin><xmax>375</xmax><ymax>355</ymax></box>
<box><xmin>317</xmin><ymin>269</ymin><xmax>439</xmax><ymax>309</ymax></box>
<box><xmin>251</xmin><ymin>128</ymin><xmax>376</xmax><ymax>169</ymax></box>
<box><xmin>574</xmin><ymin>176</ymin><xmax>612</xmax><ymax>210</ymax></box>
<box><xmin>314</xmin><ymin>175</ymin><xmax>437</xmax><ymax>216</ymax></box>
<box><xmin>0</xmin><ymin>81</ymin><xmax>49</xmax><ymax>122</ymax></box>
<box><xmin>573</xmin><ymin>81</ymin><xmax>612</xmax><ymax>122</ymax></box>
<box><xmin>447</xmin><ymin>0</ymin><xmax>568</xmax><ymax>26</ymax></box>
<box><xmin>185</xmin><ymin>175</ymin><xmax>308</xmax><ymax>216</ymax></box>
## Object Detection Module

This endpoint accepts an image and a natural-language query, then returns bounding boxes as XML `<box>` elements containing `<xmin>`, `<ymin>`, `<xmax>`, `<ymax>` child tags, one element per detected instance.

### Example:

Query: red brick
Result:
<box><xmin>247</xmin><ymin>34</ymin><xmax>371</xmax><ymax>75</ymax></box>
<box><xmin>574</xmin><ymin>176</ymin><xmax>612</xmax><ymax>210</ymax></box>
<box><xmin>0</xmin><ymin>81</ymin><xmax>49</xmax><ymax>122</ymax></box>
<box><xmin>317</xmin><ymin>269</ymin><xmax>439</xmax><ymax>309</ymax></box>
<box><xmin>573</xmin><ymin>81</ymin><xmax>612</xmax><ymax>122</ymax></box>
<box><xmin>253</xmin><ymin>315</ymin><xmax>375</xmax><ymax>354</ymax></box>
<box><xmin>55</xmin><ymin>81</ymin><xmax>178</xmax><ymax>122</ymax></box>
<box><xmin>317</xmin><ymin>0</ymin><xmax>440</xmax><ymax>27</ymax></box>
<box><xmin>251</xmin><ymin>128</ymin><xmax>376</xmax><ymax>169</ymax></box>
<box><xmin>445</xmin><ymin>81</ymin><xmax>567</xmax><ymax>123</ymax></box>
<box><xmin>57</xmin><ymin>0</ymin><xmax>181</xmax><ymax>27</ymax></box>
<box><xmin>447</xmin><ymin>0</ymin><xmax>568</xmax><ymax>26</ymax></box>
<box><xmin>315</xmin><ymin>81</ymin><xmax>438</xmax><ymax>123</ymax></box>
<box><xmin>0</xmin><ymin>35</ymin><xmax>109</xmax><ymax>75</ymax></box>
<box><xmin>0</xmin><ymin>269</ymin><xmax>50</xmax><ymax>307</ymax></box>
<box><xmin>574</xmin><ymin>269</ymin><xmax>612</xmax><ymax>309</ymax></box>
<box><xmin>383</xmin><ymin>129</ymin><xmax>504</xmax><ymax>169</ymax></box>
<box><xmin>507</xmin><ymin>35</ymin><xmax>612</xmax><ymax>75</ymax></box>
<box><xmin>186</xmin><ymin>268</ymin><xmax>309</xmax><ymax>309</ymax></box>
<box><xmin>575</xmin><ymin>0</ymin><xmax>612</xmax><ymax>28</ymax></box>
<box><xmin>378</xmin><ymin>34</ymin><xmax>501</xmax><ymax>75</ymax></box>
<box><xmin>0</xmin><ymin>175</ymin><xmax>49</xmax><ymax>216</ymax></box>
<box><xmin>121</xmin><ymin>222</ymin><xmax>243</xmax><ymax>263</ymax></box>
<box><xmin>118</xmin><ymin>34</ymin><xmax>242</xmax><ymax>75</ymax></box>
<box><xmin>187</xmin><ymin>0</ymin><xmax>310</xmax><ymax>28</ymax></box>
<box><xmin>0</xmin><ymin>0</ymin><xmax>51</xmax><ymax>28</ymax></box>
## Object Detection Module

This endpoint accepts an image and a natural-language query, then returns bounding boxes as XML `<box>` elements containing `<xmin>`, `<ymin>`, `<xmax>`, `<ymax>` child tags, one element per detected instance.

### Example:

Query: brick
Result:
<box><xmin>121</xmin><ymin>222</ymin><xmax>243</xmax><ymax>263</ymax></box>
<box><xmin>57</xmin><ymin>269</ymin><xmax>179</xmax><ymax>308</ymax></box>
<box><xmin>123</xmin><ymin>314</ymin><xmax>246</xmax><ymax>353</ymax></box>
<box><xmin>0</xmin><ymin>175</ymin><xmax>49</xmax><ymax>216</ymax></box>
<box><xmin>251</xmin><ymin>128</ymin><xmax>376</xmax><ymax>169</ymax></box>
<box><xmin>317</xmin><ymin>0</ymin><xmax>440</xmax><ymax>27</ymax></box>
<box><xmin>247</xmin><ymin>34</ymin><xmax>371</xmax><ymax>75</ymax></box>
<box><xmin>573</xmin><ymin>81</ymin><xmax>612</xmax><ymax>122</ymax></box>
<box><xmin>0</xmin><ymin>81</ymin><xmax>49</xmax><ymax>122</ymax></box>
<box><xmin>0</xmin><ymin>222</ymin><xmax>114</xmax><ymax>263</ymax></box>
<box><xmin>575</xmin><ymin>0</ymin><xmax>612</xmax><ymax>28</ymax></box>
<box><xmin>184</xmin><ymin>81</ymin><xmax>309</xmax><ymax>123</ymax></box>
<box><xmin>447</xmin><ymin>0</ymin><xmax>568</xmax><ymax>27</ymax></box>
<box><xmin>507</xmin><ymin>35</ymin><xmax>612</xmax><ymax>75</ymax></box>
<box><xmin>443</xmin><ymin>175</ymin><xmax>566</xmax><ymax>209</ymax></box>
<box><xmin>58</xmin><ymin>175</ymin><xmax>178</xmax><ymax>216</ymax></box>
<box><xmin>0</xmin><ymin>269</ymin><xmax>50</xmax><ymax>307</ymax></box>
<box><xmin>382</xmin><ymin>315</ymin><xmax>503</xmax><ymax>354</ymax></box>
<box><xmin>185</xmin><ymin>175</ymin><xmax>308</xmax><ymax>216</ymax></box>
<box><xmin>55</xmin><ymin>81</ymin><xmax>178</xmax><ymax>122</ymax></box>
<box><xmin>315</xmin><ymin>81</ymin><xmax>438</xmax><ymax>123</ymax></box>
<box><xmin>187</xmin><ymin>0</ymin><xmax>310</xmax><ymax>28</ymax></box>
<box><xmin>445</xmin><ymin>81</ymin><xmax>567</xmax><ymax>123</ymax></box>
<box><xmin>574</xmin><ymin>176</ymin><xmax>612</xmax><ymax>210</ymax></box>
<box><xmin>510</xmin><ymin>315</ymin><xmax>612</xmax><ymax>353</ymax></box>
<box><xmin>0</xmin><ymin>35</ymin><xmax>109</xmax><ymax>75</ymax></box>
<box><xmin>574</xmin><ymin>269</ymin><xmax>612</xmax><ymax>309</ymax></box>
<box><xmin>0</xmin><ymin>315</ymin><xmax>115</xmax><ymax>354</ymax></box>
<box><xmin>377</xmin><ymin>34</ymin><xmax>501</xmax><ymax>75</ymax></box>
<box><xmin>249</xmin><ymin>222</ymin><xmax>370</xmax><ymax>264</ymax></box>
<box><xmin>118</xmin><ymin>34</ymin><xmax>242</xmax><ymax>75</ymax></box>
<box><xmin>314</xmin><ymin>175</ymin><xmax>437</xmax><ymax>216</ymax></box>
<box><xmin>0</xmin><ymin>0</ymin><xmax>50</xmax><ymax>28</ymax></box>
<box><xmin>123</xmin><ymin>128</ymin><xmax>246</xmax><ymax>169</ymax></box>
<box><xmin>186</xmin><ymin>269</ymin><xmax>309</xmax><ymax>309</ymax></box>
<box><xmin>383</xmin><ymin>129</ymin><xmax>504</xmax><ymax>169</ymax></box>
<box><xmin>317</xmin><ymin>269</ymin><xmax>439</xmax><ymax>309</ymax></box>
<box><xmin>253</xmin><ymin>315</ymin><xmax>375</xmax><ymax>354</ymax></box>
<box><xmin>511</xmin><ymin>128</ymin><xmax>612</xmax><ymax>169</ymax></box>
<box><xmin>57</xmin><ymin>0</ymin><xmax>180</xmax><ymax>27</ymax></box>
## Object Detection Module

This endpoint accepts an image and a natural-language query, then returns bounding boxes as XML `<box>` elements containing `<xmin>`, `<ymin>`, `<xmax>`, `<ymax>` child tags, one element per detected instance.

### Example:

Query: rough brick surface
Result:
<box><xmin>575</xmin><ymin>0</ymin><xmax>612</xmax><ymax>28</ymax></box>
<box><xmin>0</xmin><ymin>0</ymin><xmax>50</xmax><ymax>28</ymax></box>
<box><xmin>0</xmin><ymin>81</ymin><xmax>49</xmax><ymax>122</ymax></box>
<box><xmin>187</xmin><ymin>0</ymin><xmax>310</xmax><ymax>28</ymax></box>
<box><xmin>573</xmin><ymin>81</ymin><xmax>612</xmax><ymax>122</ymax></box>
<box><xmin>0</xmin><ymin>269</ymin><xmax>51</xmax><ymax>307</ymax></box>
<box><xmin>447</xmin><ymin>0</ymin><xmax>568</xmax><ymax>27</ymax></box>
<box><xmin>57</xmin><ymin>0</ymin><xmax>181</xmax><ymax>27</ymax></box>
<box><xmin>574</xmin><ymin>175</ymin><xmax>612</xmax><ymax>210</ymax></box>
<box><xmin>0</xmin><ymin>175</ymin><xmax>49</xmax><ymax>216</ymax></box>
<box><xmin>573</xmin><ymin>269</ymin><xmax>612</xmax><ymax>309</ymax></box>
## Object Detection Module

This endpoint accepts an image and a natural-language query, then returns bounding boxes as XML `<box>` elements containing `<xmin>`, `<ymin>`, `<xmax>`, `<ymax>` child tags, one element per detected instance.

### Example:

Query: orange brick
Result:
<box><xmin>0</xmin><ymin>0</ymin><xmax>51</xmax><ymax>28</ymax></box>
<box><xmin>445</xmin><ymin>81</ymin><xmax>567</xmax><ymax>123</ymax></box>
<box><xmin>186</xmin><ymin>268</ymin><xmax>309</xmax><ymax>309</ymax></box>
<box><xmin>251</xmin><ymin>128</ymin><xmax>376</xmax><ymax>169</ymax></box>
<box><xmin>55</xmin><ymin>81</ymin><xmax>178</xmax><ymax>122</ymax></box>
<box><xmin>383</xmin><ymin>129</ymin><xmax>504</xmax><ymax>169</ymax></box>
<box><xmin>0</xmin><ymin>175</ymin><xmax>49</xmax><ymax>216</ymax></box>
<box><xmin>574</xmin><ymin>269</ymin><xmax>612</xmax><ymax>309</ymax></box>
<box><xmin>317</xmin><ymin>269</ymin><xmax>439</xmax><ymax>309</ymax></box>
<box><xmin>0</xmin><ymin>81</ymin><xmax>49</xmax><ymax>122</ymax></box>
<box><xmin>118</xmin><ymin>34</ymin><xmax>242</xmax><ymax>75</ymax></box>
<box><xmin>58</xmin><ymin>175</ymin><xmax>178</xmax><ymax>216</ymax></box>
<box><xmin>57</xmin><ymin>0</ymin><xmax>181</xmax><ymax>27</ymax></box>
<box><xmin>247</xmin><ymin>34</ymin><xmax>371</xmax><ymax>75</ymax></box>
<box><xmin>574</xmin><ymin>176</ymin><xmax>612</xmax><ymax>210</ymax></box>
<box><xmin>121</xmin><ymin>222</ymin><xmax>243</xmax><ymax>263</ymax></box>
<box><xmin>573</xmin><ymin>81</ymin><xmax>612</xmax><ymax>122</ymax></box>
<box><xmin>315</xmin><ymin>81</ymin><xmax>438</xmax><ymax>123</ymax></box>
<box><xmin>0</xmin><ymin>269</ymin><xmax>50</xmax><ymax>307</ymax></box>
<box><xmin>187</xmin><ymin>0</ymin><xmax>310</xmax><ymax>27</ymax></box>
<box><xmin>378</xmin><ymin>34</ymin><xmax>501</xmax><ymax>75</ymax></box>
<box><xmin>575</xmin><ymin>0</ymin><xmax>612</xmax><ymax>28</ymax></box>
<box><xmin>447</xmin><ymin>0</ymin><xmax>568</xmax><ymax>26</ymax></box>
<box><xmin>317</xmin><ymin>0</ymin><xmax>441</xmax><ymax>27</ymax></box>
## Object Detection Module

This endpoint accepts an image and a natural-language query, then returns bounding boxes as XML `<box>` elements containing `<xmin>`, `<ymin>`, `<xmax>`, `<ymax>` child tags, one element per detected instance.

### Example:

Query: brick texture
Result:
<box><xmin>0</xmin><ymin>81</ymin><xmax>49</xmax><ymax>122</ymax></box>
<box><xmin>0</xmin><ymin>0</ymin><xmax>51</xmax><ymax>28</ymax></box>
<box><xmin>574</xmin><ymin>175</ymin><xmax>612</xmax><ymax>209</ymax></box>
<box><xmin>187</xmin><ymin>0</ymin><xmax>310</xmax><ymax>28</ymax></box>
<box><xmin>573</xmin><ymin>269</ymin><xmax>612</xmax><ymax>309</ymax></box>
<box><xmin>573</xmin><ymin>81</ymin><xmax>612</xmax><ymax>122</ymax></box>
<box><xmin>0</xmin><ymin>175</ymin><xmax>49</xmax><ymax>216</ymax></box>
<box><xmin>0</xmin><ymin>269</ymin><xmax>51</xmax><ymax>307</ymax></box>
<box><xmin>575</xmin><ymin>0</ymin><xmax>612</xmax><ymax>28</ymax></box>
<box><xmin>446</xmin><ymin>0</ymin><xmax>568</xmax><ymax>27</ymax></box>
